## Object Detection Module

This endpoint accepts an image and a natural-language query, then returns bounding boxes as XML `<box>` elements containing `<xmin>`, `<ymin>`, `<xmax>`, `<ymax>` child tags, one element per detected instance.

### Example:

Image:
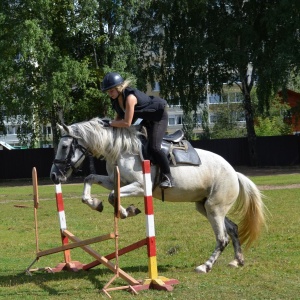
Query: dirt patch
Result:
<box><xmin>0</xmin><ymin>176</ymin><xmax>84</xmax><ymax>187</ymax></box>
<box><xmin>235</xmin><ymin>165</ymin><xmax>300</xmax><ymax>177</ymax></box>
<box><xmin>235</xmin><ymin>165</ymin><xmax>300</xmax><ymax>190</ymax></box>
<box><xmin>258</xmin><ymin>183</ymin><xmax>300</xmax><ymax>190</ymax></box>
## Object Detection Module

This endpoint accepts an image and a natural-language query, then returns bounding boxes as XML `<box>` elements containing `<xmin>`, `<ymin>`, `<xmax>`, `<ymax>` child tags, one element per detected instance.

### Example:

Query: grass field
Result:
<box><xmin>0</xmin><ymin>173</ymin><xmax>299</xmax><ymax>299</ymax></box>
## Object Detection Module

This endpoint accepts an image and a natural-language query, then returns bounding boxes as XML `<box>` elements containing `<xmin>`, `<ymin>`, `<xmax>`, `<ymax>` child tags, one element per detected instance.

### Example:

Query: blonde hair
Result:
<box><xmin>116</xmin><ymin>78</ymin><xmax>134</xmax><ymax>93</ymax></box>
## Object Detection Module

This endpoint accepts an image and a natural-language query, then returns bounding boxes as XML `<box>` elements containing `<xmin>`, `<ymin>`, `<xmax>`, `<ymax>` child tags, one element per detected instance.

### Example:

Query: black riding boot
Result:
<box><xmin>159</xmin><ymin>173</ymin><xmax>174</xmax><ymax>189</ymax></box>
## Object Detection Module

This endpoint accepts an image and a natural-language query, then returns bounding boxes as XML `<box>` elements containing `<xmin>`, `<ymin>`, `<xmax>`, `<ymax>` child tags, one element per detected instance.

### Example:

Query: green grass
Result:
<box><xmin>0</xmin><ymin>175</ymin><xmax>299</xmax><ymax>299</ymax></box>
<box><xmin>249</xmin><ymin>173</ymin><xmax>300</xmax><ymax>186</ymax></box>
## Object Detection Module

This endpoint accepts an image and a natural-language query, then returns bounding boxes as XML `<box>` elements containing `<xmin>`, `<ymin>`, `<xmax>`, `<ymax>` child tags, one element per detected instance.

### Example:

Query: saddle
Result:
<box><xmin>141</xmin><ymin>128</ymin><xmax>201</xmax><ymax>166</ymax></box>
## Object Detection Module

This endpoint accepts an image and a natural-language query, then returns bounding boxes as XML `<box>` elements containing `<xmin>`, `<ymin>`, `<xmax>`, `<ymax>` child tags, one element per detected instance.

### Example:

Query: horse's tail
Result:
<box><xmin>233</xmin><ymin>172</ymin><xmax>266</xmax><ymax>249</ymax></box>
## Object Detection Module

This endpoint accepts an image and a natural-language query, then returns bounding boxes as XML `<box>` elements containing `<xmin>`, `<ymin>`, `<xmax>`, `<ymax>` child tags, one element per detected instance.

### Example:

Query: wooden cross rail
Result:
<box><xmin>83</xmin><ymin>238</ymin><xmax>148</xmax><ymax>270</ymax></box>
<box><xmin>63</xmin><ymin>229</ymin><xmax>140</xmax><ymax>286</ymax></box>
<box><xmin>36</xmin><ymin>233</ymin><xmax>115</xmax><ymax>258</ymax></box>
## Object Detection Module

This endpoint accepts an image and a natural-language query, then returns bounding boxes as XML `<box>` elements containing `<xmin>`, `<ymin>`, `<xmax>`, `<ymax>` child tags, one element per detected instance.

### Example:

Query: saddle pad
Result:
<box><xmin>172</xmin><ymin>141</ymin><xmax>201</xmax><ymax>166</ymax></box>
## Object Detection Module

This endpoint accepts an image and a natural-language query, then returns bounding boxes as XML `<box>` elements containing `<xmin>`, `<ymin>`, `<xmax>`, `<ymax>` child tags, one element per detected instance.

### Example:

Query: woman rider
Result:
<box><xmin>101</xmin><ymin>72</ymin><xmax>174</xmax><ymax>189</ymax></box>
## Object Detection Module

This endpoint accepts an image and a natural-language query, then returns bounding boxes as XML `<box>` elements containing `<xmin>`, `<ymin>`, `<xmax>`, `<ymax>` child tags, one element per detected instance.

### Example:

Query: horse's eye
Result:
<box><xmin>62</xmin><ymin>145</ymin><xmax>68</xmax><ymax>150</ymax></box>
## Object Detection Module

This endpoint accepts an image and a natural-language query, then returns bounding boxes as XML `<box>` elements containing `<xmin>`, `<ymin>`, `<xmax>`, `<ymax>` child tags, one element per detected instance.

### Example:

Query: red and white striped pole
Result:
<box><xmin>140</xmin><ymin>160</ymin><xmax>179</xmax><ymax>291</ymax></box>
<box><xmin>55</xmin><ymin>184</ymin><xmax>71</xmax><ymax>264</ymax></box>
<box><xmin>142</xmin><ymin>160</ymin><xmax>158</xmax><ymax>279</ymax></box>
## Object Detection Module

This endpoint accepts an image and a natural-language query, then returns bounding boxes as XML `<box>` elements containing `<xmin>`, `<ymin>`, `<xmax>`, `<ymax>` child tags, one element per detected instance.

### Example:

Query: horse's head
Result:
<box><xmin>50</xmin><ymin>123</ymin><xmax>89</xmax><ymax>184</ymax></box>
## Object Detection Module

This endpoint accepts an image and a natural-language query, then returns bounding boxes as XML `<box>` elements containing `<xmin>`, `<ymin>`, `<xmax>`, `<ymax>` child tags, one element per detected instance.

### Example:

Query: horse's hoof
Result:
<box><xmin>135</xmin><ymin>207</ymin><xmax>142</xmax><ymax>215</ymax></box>
<box><xmin>195</xmin><ymin>265</ymin><xmax>207</xmax><ymax>274</ymax></box>
<box><xmin>228</xmin><ymin>260</ymin><xmax>239</xmax><ymax>268</ymax></box>
<box><xmin>126</xmin><ymin>205</ymin><xmax>141</xmax><ymax>217</ymax></box>
<box><xmin>96</xmin><ymin>203</ymin><xmax>103</xmax><ymax>212</ymax></box>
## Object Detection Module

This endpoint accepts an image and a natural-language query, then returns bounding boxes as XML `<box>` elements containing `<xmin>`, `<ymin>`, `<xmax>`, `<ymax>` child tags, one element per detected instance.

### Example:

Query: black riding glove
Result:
<box><xmin>102</xmin><ymin>119</ymin><xmax>111</xmax><ymax>127</ymax></box>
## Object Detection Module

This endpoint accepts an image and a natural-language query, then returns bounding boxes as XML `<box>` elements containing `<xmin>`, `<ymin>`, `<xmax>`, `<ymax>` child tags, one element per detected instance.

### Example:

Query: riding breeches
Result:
<box><xmin>147</xmin><ymin>109</ymin><xmax>170</xmax><ymax>175</ymax></box>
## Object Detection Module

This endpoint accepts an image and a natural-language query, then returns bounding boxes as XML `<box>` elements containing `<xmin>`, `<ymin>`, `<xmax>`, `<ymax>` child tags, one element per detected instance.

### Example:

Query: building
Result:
<box><xmin>278</xmin><ymin>89</ymin><xmax>300</xmax><ymax>133</ymax></box>
<box><xmin>1</xmin><ymin>82</ymin><xmax>246</xmax><ymax>147</ymax></box>
<box><xmin>147</xmin><ymin>82</ymin><xmax>245</xmax><ymax>134</ymax></box>
<box><xmin>0</xmin><ymin>114</ymin><xmax>53</xmax><ymax>149</ymax></box>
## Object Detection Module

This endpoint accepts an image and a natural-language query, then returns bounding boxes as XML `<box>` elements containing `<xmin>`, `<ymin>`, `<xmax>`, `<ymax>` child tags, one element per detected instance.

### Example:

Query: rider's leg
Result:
<box><xmin>148</xmin><ymin>110</ymin><xmax>174</xmax><ymax>188</ymax></box>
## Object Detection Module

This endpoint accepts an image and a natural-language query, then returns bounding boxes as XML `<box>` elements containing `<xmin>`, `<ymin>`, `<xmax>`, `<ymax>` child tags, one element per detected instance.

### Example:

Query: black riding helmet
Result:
<box><xmin>101</xmin><ymin>72</ymin><xmax>124</xmax><ymax>92</ymax></box>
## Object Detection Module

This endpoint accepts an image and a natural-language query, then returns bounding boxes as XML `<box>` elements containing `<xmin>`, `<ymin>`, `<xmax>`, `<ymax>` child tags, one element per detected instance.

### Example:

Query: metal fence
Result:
<box><xmin>1</xmin><ymin>135</ymin><xmax>299</xmax><ymax>180</ymax></box>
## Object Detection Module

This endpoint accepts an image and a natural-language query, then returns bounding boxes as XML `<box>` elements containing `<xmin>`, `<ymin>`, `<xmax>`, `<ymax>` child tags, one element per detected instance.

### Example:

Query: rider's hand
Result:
<box><xmin>102</xmin><ymin>119</ymin><xmax>111</xmax><ymax>127</ymax></box>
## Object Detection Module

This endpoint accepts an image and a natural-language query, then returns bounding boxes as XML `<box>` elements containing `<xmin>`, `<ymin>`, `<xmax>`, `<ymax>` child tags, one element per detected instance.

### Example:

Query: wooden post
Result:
<box><xmin>102</xmin><ymin>166</ymin><xmax>139</xmax><ymax>298</ymax></box>
<box><xmin>32</xmin><ymin>167</ymin><xmax>39</xmax><ymax>254</ymax></box>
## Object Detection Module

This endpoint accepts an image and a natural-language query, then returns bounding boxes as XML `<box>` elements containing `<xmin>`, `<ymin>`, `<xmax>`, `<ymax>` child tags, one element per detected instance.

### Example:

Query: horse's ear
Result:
<box><xmin>62</xmin><ymin>123</ymin><xmax>70</xmax><ymax>133</ymax></box>
<box><xmin>56</xmin><ymin>123</ymin><xmax>69</xmax><ymax>135</ymax></box>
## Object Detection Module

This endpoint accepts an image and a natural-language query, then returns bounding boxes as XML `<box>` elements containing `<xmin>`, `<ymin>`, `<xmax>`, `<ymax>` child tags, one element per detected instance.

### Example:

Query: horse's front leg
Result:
<box><xmin>82</xmin><ymin>174</ymin><xmax>114</xmax><ymax>212</ymax></box>
<box><xmin>108</xmin><ymin>181</ymin><xmax>145</xmax><ymax>219</ymax></box>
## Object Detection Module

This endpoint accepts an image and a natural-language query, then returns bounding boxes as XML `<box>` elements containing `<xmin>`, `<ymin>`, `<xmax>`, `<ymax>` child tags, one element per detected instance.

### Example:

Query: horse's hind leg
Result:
<box><xmin>195</xmin><ymin>201</ymin><xmax>230</xmax><ymax>274</ymax></box>
<box><xmin>225</xmin><ymin>217</ymin><xmax>244</xmax><ymax>267</ymax></box>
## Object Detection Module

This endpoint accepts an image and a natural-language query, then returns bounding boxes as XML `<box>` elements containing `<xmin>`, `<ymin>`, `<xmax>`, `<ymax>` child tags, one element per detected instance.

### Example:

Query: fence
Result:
<box><xmin>1</xmin><ymin>135</ymin><xmax>300</xmax><ymax>180</ymax></box>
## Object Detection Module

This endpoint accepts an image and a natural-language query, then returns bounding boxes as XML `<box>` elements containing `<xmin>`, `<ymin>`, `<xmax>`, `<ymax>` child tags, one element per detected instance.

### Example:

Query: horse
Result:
<box><xmin>50</xmin><ymin>117</ymin><xmax>266</xmax><ymax>274</ymax></box>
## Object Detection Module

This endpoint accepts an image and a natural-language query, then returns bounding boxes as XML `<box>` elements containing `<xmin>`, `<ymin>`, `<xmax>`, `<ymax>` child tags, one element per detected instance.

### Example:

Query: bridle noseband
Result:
<box><xmin>53</xmin><ymin>135</ymin><xmax>89</xmax><ymax>175</ymax></box>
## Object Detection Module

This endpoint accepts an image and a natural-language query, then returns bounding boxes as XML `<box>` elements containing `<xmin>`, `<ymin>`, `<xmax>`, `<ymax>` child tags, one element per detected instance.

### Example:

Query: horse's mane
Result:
<box><xmin>70</xmin><ymin>118</ymin><xmax>141</xmax><ymax>162</ymax></box>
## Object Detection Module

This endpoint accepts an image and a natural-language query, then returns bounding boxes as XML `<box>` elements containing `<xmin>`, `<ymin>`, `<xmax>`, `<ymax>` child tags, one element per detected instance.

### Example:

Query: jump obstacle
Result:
<box><xmin>26</xmin><ymin>161</ymin><xmax>179</xmax><ymax>296</ymax></box>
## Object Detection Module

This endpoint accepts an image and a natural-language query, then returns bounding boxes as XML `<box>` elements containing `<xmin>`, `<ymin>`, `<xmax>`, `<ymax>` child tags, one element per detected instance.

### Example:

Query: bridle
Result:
<box><xmin>53</xmin><ymin>135</ymin><xmax>89</xmax><ymax>175</ymax></box>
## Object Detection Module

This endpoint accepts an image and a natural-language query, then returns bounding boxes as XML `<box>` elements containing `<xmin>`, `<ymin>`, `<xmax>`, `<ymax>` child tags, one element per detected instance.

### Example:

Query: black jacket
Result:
<box><xmin>111</xmin><ymin>87</ymin><xmax>167</xmax><ymax>122</ymax></box>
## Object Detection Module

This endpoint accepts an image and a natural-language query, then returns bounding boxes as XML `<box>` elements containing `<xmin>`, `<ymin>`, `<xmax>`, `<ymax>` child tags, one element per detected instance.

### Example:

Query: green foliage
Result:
<box><xmin>0</xmin><ymin>0</ymin><xmax>143</xmax><ymax>147</ymax></box>
<box><xmin>253</xmin><ymin>94</ymin><xmax>293</xmax><ymax>136</ymax></box>
<box><xmin>133</xmin><ymin>0</ymin><xmax>300</xmax><ymax>164</ymax></box>
<box><xmin>255</xmin><ymin>116</ymin><xmax>292</xmax><ymax>136</ymax></box>
<box><xmin>132</xmin><ymin>0</ymin><xmax>208</xmax><ymax>136</ymax></box>
<box><xmin>182</xmin><ymin>111</ymin><xmax>197</xmax><ymax>140</ymax></box>
<box><xmin>199</xmin><ymin>103</ymin><xmax>211</xmax><ymax>140</ymax></box>
<box><xmin>1</xmin><ymin>0</ymin><xmax>300</xmax><ymax>152</ymax></box>
<box><xmin>288</xmin><ymin>72</ymin><xmax>300</xmax><ymax>93</ymax></box>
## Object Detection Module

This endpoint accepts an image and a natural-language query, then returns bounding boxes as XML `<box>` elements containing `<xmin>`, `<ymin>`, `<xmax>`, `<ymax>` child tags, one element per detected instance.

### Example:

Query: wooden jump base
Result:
<box><xmin>26</xmin><ymin>161</ymin><xmax>179</xmax><ymax>297</ymax></box>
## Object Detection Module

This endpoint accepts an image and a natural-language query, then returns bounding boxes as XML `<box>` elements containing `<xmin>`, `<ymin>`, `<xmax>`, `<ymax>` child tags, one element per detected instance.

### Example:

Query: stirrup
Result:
<box><xmin>159</xmin><ymin>175</ymin><xmax>174</xmax><ymax>189</ymax></box>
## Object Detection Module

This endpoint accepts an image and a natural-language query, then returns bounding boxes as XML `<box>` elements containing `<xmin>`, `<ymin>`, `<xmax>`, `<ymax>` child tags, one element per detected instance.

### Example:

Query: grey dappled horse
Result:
<box><xmin>50</xmin><ymin>117</ymin><xmax>266</xmax><ymax>274</ymax></box>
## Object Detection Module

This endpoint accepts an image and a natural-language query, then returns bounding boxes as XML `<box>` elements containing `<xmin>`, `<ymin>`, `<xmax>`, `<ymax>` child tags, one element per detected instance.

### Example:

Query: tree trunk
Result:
<box><xmin>51</xmin><ymin>103</ymin><xmax>65</xmax><ymax>152</ymax></box>
<box><xmin>51</xmin><ymin>105</ymin><xmax>59</xmax><ymax>152</ymax></box>
<box><xmin>243</xmin><ymin>88</ymin><xmax>258</xmax><ymax>166</ymax></box>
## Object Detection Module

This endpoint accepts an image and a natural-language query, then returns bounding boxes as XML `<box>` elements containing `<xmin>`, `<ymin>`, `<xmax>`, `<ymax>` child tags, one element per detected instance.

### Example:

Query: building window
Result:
<box><xmin>43</xmin><ymin>126</ymin><xmax>52</xmax><ymax>135</ymax></box>
<box><xmin>209</xmin><ymin>113</ymin><xmax>218</xmax><ymax>123</ymax></box>
<box><xmin>197</xmin><ymin>115</ymin><xmax>202</xmax><ymax>125</ymax></box>
<box><xmin>223</xmin><ymin>92</ymin><xmax>243</xmax><ymax>103</ymax></box>
<box><xmin>209</xmin><ymin>94</ymin><xmax>221</xmax><ymax>104</ymax></box>
<box><xmin>152</xmin><ymin>82</ymin><xmax>160</xmax><ymax>92</ymax></box>
<box><xmin>236</xmin><ymin>111</ymin><xmax>245</xmax><ymax>122</ymax></box>
<box><xmin>168</xmin><ymin>115</ymin><xmax>183</xmax><ymax>126</ymax></box>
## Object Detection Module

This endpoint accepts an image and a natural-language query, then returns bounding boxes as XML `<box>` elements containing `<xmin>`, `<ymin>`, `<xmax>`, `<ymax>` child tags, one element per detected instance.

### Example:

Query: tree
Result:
<box><xmin>200</xmin><ymin>0</ymin><xmax>299</xmax><ymax>164</ymax></box>
<box><xmin>253</xmin><ymin>94</ymin><xmax>293</xmax><ymax>136</ymax></box>
<box><xmin>0</xmin><ymin>0</ymin><xmax>143</xmax><ymax>148</ymax></box>
<box><xmin>132</xmin><ymin>0</ymin><xmax>208</xmax><ymax>137</ymax></box>
<box><xmin>211</xmin><ymin>105</ymin><xmax>247</xmax><ymax>139</ymax></box>
<box><xmin>0</xmin><ymin>0</ymin><xmax>92</xmax><ymax>147</ymax></box>
<box><xmin>133</xmin><ymin>0</ymin><xmax>300</xmax><ymax>165</ymax></box>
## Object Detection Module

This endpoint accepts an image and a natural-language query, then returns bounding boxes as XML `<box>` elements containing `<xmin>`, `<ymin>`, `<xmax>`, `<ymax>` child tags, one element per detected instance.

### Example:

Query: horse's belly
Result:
<box><xmin>153</xmin><ymin>188</ymin><xmax>206</xmax><ymax>202</ymax></box>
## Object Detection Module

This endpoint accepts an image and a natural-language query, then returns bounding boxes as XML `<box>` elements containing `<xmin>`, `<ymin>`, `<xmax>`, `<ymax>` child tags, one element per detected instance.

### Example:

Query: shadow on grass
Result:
<box><xmin>0</xmin><ymin>264</ymin><xmax>174</xmax><ymax>296</ymax></box>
